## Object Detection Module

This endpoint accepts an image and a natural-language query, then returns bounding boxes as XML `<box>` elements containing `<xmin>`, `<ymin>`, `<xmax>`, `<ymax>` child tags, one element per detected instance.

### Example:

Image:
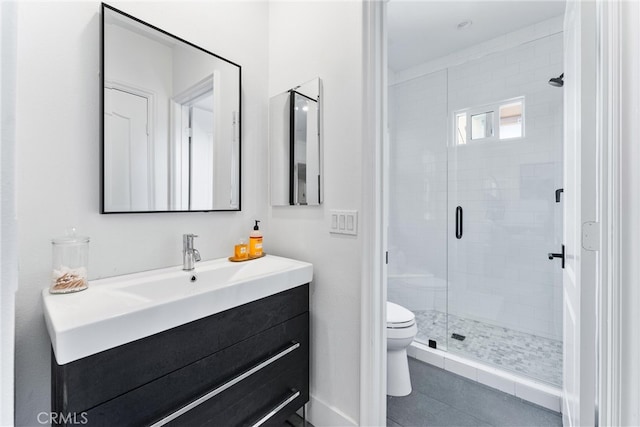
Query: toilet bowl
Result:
<box><xmin>387</xmin><ymin>301</ymin><xmax>417</xmax><ymax>397</ymax></box>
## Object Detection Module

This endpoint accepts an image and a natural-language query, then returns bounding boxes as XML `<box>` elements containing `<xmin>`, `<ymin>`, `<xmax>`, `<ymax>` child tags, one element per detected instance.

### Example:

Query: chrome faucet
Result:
<box><xmin>182</xmin><ymin>234</ymin><xmax>201</xmax><ymax>271</ymax></box>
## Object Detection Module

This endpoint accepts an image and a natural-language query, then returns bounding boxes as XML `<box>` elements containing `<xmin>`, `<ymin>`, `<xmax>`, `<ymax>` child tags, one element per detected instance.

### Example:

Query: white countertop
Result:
<box><xmin>43</xmin><ymin>255</ymin><xmax>313</xmax><ymax>364</ymax></box>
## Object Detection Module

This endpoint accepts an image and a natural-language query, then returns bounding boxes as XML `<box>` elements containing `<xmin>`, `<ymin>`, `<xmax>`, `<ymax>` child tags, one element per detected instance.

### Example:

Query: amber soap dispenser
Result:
<box><xmin>249</xmin><ymin>220</ymin><xmax>263</xmax><ymax>258</ymax></box>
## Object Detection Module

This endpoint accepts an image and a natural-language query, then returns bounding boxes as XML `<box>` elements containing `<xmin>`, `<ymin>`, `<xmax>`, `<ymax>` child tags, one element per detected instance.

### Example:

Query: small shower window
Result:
<box><xmin>455</xmin><ymin>113</ymin><xmax>467</xmax><ymax>145</ymax></box>
<box><xmin>471</xmin><ymin>111</ymin><xmax>494</xmax><ymax>140</ymax></box>
<box><xmin>453</xmin><ymin>97</ymin><xmax>525</xmax><ymax>145</ymax></box>
<box><xmin>499</xmin><ymin>100</ymin><xmax>524</xmax><ymax>139</ymax></box>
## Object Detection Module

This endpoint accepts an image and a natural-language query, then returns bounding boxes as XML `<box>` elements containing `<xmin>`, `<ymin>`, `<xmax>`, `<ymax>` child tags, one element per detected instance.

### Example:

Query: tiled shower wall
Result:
<box><xmin>388</xmin><ymin>17</ymin><xmax>564</xmax><ymax>341</ymax></box>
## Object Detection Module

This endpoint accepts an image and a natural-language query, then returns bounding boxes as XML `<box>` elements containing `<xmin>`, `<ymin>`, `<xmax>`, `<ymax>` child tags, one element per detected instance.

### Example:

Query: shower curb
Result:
<box><xmin>408</xmin><ymin>342</ymin><xmax>562</xmax><ymax>413</ymax></box>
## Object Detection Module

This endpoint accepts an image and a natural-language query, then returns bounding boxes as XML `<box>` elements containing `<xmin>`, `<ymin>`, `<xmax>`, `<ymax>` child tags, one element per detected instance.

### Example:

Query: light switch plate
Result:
<box><xmin>330</xmin><ymin>210</ymin><xmax>358</xmax><ymax>236</ymax></box>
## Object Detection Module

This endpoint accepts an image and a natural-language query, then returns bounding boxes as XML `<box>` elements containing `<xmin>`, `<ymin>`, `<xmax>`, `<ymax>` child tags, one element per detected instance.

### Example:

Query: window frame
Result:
<box><xmin>452</xmin><ymin>96</ymin><xmax>525</xmax><ymax>146</ymax></box>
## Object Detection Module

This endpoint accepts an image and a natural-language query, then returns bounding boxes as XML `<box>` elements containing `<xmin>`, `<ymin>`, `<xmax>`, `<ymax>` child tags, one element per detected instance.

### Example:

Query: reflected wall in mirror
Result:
<box><xmin>269</xmin><ymin>78</ymin><xmax>322</xmax><ymax>206</ymax></box>
<box><xmin>102</xmin><ymin>4</ymin><xmax>241</xmax><ymax>213</ymax></box>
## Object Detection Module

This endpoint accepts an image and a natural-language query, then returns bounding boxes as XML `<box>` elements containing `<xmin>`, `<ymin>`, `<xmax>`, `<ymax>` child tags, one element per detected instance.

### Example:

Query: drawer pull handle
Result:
<box><xmin>251</xmin><ymin>389</ymin><xmax>301</xmax><ymax>427</ymax></box>
<box><xmin>150</xmin><ymin>341</ymin><xmax>301</xmax><ymax>426</ymax></box>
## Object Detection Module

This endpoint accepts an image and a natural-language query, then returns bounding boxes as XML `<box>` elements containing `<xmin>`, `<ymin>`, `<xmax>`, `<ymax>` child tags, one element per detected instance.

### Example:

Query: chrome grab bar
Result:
<box><xmin>250</xmin><ymin>389</ymin><xmax>301</xmax><ymax>427</ymax></box>
<box><xmin>150</xmin><ymin>341</ymin><xmax>301</xmax><ymax>427</ymax></box>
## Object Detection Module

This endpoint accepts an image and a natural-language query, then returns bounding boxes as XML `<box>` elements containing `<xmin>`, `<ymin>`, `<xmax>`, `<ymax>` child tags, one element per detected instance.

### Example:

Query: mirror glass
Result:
<box><xmin>269</xmin><ymin>78</ymin><xmax>322</xmax><ymax>206</ymax></box>
<box><xmin>102</xmin><ymin>4</ymin><xmax>241</xmax><ymax>213</ymax></box>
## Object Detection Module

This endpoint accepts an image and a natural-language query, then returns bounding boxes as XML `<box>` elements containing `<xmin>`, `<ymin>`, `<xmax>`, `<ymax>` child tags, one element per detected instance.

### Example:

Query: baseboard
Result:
<box><xmin>306</xmin><ymin>394</ymin><xmax>357</xmax><ymax>426</ymax></box>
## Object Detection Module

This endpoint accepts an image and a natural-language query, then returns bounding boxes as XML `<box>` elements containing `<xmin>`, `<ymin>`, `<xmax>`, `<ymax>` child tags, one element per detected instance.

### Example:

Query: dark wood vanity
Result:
<box><xmin>51</xmin><ymin>284</ymin><xmax>309</xmax><ymax>426</ymax></box>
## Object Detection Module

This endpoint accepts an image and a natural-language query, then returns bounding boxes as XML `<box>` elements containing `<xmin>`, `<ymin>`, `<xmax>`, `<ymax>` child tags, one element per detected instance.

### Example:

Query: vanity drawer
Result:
<box><xmin>169</xmin><ymin>359</ymin><xmax>308</xmax><ymax>426</ymax></box>
<box><xmin>82</xmin><ymin>312</ymin><xmax>309</xmax><ymax>427</ymax></box>
<box><xmin>52</xmin><ymin>284</ymin><xmax>309</xmax><ymax>414</ymax></box>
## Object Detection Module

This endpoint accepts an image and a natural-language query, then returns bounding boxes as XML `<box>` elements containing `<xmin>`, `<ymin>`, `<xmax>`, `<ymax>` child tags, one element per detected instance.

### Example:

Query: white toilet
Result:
<box><xmin>386</xmin><ymin>301</ymin><xmax>418</xmax><ymax>397</ymax></box>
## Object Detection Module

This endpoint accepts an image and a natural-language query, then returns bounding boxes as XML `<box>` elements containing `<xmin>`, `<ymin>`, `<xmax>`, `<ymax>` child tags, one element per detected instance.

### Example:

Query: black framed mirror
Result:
<box><xmin>269</xmin><ymin>78</ymin><xmax>322</xmax><ymax>206</ymax></box>
<box><xmin>101</xmin><ymin>4</ymin><xmax>241</xmax><ymax>213</ymax></box>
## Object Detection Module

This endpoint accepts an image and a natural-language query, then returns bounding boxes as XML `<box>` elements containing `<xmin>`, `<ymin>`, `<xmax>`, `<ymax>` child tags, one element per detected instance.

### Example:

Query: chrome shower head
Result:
<box><xmin>548</xmin><ymin>73</ymin><xmax>564</xmax><ymax>87</ymax></box>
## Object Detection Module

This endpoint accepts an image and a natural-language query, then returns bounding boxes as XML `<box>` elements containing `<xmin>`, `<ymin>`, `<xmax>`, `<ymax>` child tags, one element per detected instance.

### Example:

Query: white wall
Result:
<box><xmin>1</xmin><ymin>1</ymin><xmax>18</xmax><ymax>425</ymax></box>
<box><xmin>14</xmin><ymin>2</ymin><xmax>268</xmax><ymax>425</ymax></box>
<box><xmin>268</xmin><ymin>1</ymin><xmax>363</xmax><ymax>425</ymax></box>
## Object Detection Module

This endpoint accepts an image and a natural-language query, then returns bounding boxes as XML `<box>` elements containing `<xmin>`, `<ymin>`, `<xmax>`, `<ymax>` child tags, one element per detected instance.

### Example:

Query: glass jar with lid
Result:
<box><xmin>50</xmin><ymin>229</ymin><xmax>89</xmax><ymax>294</ymax></box>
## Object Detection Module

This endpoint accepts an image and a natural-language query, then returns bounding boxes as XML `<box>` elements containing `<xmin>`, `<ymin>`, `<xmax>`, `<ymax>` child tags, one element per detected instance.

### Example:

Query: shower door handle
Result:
<box><xmin>455</xmin><ymin>206</ymin><xmax>463</xmax><ymax>239</ymax></box>
<box><xmin>548</xmin><ymin>244</ymin><xmax>565</xmax><ymax>269</ymax></box>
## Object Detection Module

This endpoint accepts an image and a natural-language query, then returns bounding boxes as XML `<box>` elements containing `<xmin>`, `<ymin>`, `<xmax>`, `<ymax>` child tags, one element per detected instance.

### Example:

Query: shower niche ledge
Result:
<box><xmin>43</xmin><ymin>255</ymin><xmax>312</xmax><ymax>426</ymax></box>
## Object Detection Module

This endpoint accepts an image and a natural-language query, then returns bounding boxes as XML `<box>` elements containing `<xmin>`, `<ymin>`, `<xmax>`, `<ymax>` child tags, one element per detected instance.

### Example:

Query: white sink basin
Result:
<box><xmin>43</xmin><ymin>255</ymin><xmax>313</xmax><ymax>364</ymax></box>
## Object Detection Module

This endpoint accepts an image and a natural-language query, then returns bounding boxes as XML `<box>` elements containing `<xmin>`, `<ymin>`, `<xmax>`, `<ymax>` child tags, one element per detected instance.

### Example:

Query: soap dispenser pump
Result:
<box><xmin>249</xmin><ymin>220</ymin><xmax>263</xmax><ymax>258</ymax></box>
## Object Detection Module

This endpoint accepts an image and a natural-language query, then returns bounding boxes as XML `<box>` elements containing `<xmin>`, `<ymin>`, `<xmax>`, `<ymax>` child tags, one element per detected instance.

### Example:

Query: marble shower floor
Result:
<box><xmin>413</xmin><ymin>310</ymin><xmax>562</xmax><ymax>386</ymax></box>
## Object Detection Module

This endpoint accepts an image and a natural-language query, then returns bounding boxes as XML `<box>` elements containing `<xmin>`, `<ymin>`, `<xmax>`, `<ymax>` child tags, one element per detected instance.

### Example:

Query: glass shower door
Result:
<box><xmin>387</xmin><ymin>70</ymin><xmax>449</xmax><ymax>350</ymax></box>
<box><xmin>446</xmin><ymin>38</ymin><xmax>564</xmax><ymax>386</ymax></box>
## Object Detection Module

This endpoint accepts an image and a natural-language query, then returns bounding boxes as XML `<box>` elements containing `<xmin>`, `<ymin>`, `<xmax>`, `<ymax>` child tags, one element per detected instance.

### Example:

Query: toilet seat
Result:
<box><xmin>387</xmin><ymin>301</ymin><xmax>415</xmax><ymax>329</ymax></box>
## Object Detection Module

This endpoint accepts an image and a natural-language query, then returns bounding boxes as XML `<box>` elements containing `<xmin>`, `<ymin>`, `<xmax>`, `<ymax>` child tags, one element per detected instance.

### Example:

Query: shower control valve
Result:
<box><xmin>548</xmin><ymin>244</ymin><xmax>565</xmax><ymax>269</ymax></box>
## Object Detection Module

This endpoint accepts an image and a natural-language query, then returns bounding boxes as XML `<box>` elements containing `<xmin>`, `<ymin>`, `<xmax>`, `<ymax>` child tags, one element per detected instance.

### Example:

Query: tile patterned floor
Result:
<box><xmin>387</xmin><ymin>358</ymin><xmax>563</xmax><ymax>427</ymax></box>
<box><xmin>413</xmin><ymin>310</ymin><xmax>562</xmax><ymax>386</ymax></box>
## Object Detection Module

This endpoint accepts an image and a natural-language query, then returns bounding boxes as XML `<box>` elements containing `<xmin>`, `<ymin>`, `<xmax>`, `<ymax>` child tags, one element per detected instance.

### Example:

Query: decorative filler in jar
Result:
<box><xmin>50</xmin><ymin>228</ymin><xmax>89</xmax><ymax>294</ymax></box>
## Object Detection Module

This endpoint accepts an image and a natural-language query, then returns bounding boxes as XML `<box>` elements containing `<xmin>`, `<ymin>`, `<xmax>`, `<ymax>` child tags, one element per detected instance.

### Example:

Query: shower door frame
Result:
<box><xmin>596</xmin><ymin>2</ymin><xmax>639</xmax><ymax>425</ymax></box>
<box><xmin>359</xmin><ymin>1</ymin><xmax>388</xmax><ymax>425</ymax></box>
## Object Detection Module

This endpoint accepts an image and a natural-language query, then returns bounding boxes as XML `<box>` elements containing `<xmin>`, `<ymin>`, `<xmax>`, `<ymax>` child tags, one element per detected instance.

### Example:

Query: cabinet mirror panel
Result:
<box><xmin>269</xmin><ymin>78</ymin><xmax>322</xmax><ymax>206</ymax></box>
<box><xmin>102</xmin><ymin>4</ymin><xmax>241</xmax><ymax>213</ymax></box>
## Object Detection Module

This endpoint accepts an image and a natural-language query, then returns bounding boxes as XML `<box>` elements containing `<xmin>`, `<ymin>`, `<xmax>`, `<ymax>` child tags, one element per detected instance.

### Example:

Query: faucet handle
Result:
<box><xmin>183</xmin><ymin>233</ymin><xmax>199</xmax><ymax>248</ymax></box>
